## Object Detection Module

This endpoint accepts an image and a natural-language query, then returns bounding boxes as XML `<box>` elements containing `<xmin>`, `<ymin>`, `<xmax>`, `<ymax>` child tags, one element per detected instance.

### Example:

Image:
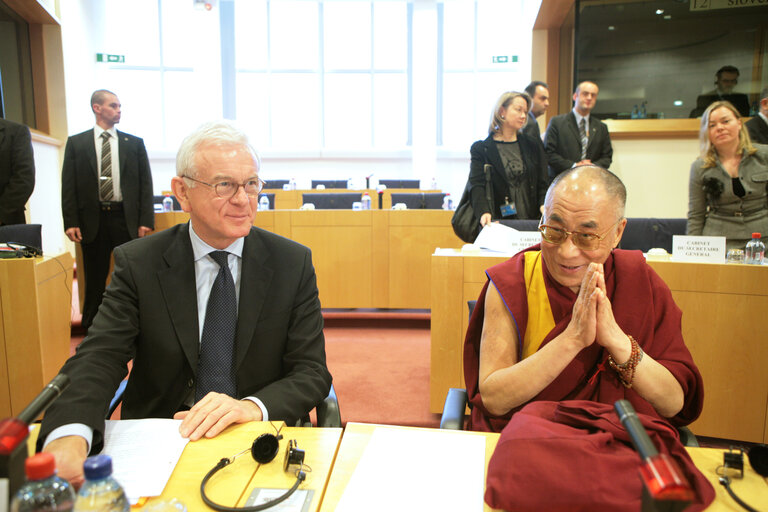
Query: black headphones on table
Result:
<box><xmin>200</xmin><ymin>425</ymin><xmax>309</xmax><ymax>511</ymax></box>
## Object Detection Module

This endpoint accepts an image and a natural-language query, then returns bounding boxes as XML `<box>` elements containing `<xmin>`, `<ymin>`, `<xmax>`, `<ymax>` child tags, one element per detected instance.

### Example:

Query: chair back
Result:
<box><xmin>0</xmin><ymin>224</ymin><xmax>42</xmax><ymax>253</ymax></box>
<box><xmin>390</xmin><ymin>192</ymin><xmax>445</xmax><ymax>209</ymax></box>
<box><xmin>311</xmin><ymin>179</ymin><xmax>348</xmax><ymax>189</ymax></box>
<box><xmin>619</xmin><ymin>218</ymin><xmax>686</xmax><ymax>253</ymax></box>
<box><xmin>498</xmin><ymin>219</ymin><xmax>540</xmax><ymax>232</ymax></box>
<box><xmin>264</xmin><ymin>180</ymin><xmax>289</xmax><ymax>190</ymax></box>
<box><xmin>301</xmin><ymin>192</ymin><xmax>361</xmax><ymax>209</ymax></box>
<box><xmin>378</xmin><ymin>179</ymin><xmax>421</xmax><ymax>189</ymax></box>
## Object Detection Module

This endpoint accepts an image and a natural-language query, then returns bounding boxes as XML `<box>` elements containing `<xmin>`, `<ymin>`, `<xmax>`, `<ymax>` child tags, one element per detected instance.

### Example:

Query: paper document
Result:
<box><xmin>335</xmin><ymin>427</ymin><xmax>486</xmax><ymax>512</ymax></box>
<box><xmin>102</xmin><ymin>419</ymin><xmax>189</xmax><ymax>504</ymax></box>
<box><xmin>474</xmin><ymin>222</ymin><xmax>541</xmax><ymax>254</ymax></box>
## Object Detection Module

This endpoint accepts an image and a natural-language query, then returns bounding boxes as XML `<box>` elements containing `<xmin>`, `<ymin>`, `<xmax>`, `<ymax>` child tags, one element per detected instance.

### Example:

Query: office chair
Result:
<box><xmin>618</xmin><ymin>218</ymin><xmax>687</xmax><ymax>253</ymax></box>
<box><xmin>0</xmin><ymin>223</ymin><xmax>42</xmax><ymax>254</ymax></box>
<box><xmin>264</xmin><ymin>180</ymin><xmax>289</xmax><ymax>190</ymax></box>
<box><xmin>107</xmin><ymin>381</ymin><xmax>341</xmax><ymax>428</ymax></box>
<box><xmin>390</xmin><ymin>192</ymin><xmax>445</xmax><ymax>209</ymax></box>
<box><xmin>311</xmin><ymin>179</ymin><xmax>348</xmax><ymax>189</ymax></box>
<box><xmin>378</xmin><ymin>179</ymin><xmax>421</xmax><ymax>189</ymax></box>
<box><xmin>301</xmin><ymin>193</ymin><xmax>360</xmax><ymax>209</ymax></box>
<box><xmin>440</xmin><ymin>300</ymin><xmax>698</xmax><ymax>447</ymax></box>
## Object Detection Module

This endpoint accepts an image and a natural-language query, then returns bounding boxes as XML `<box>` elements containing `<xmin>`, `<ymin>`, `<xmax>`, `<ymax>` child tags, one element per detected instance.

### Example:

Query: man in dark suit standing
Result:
<box><xmin>40</xmin><ymin>121</ymin><xmax>332</xmax><ymax>486</ymax></box>
<box><xmin>61</xmin><ymin>90</ymin><xmax>154</xmax><ymax>329</ymax></box>
<box><xmin>0</xmin><ymin>118</ymin><xmax>35</xmax><ymax>226</ymax></box>
<box><xmin>522</xmin><ymin>81</ymin><xmax>550</xmax><ymax>141</ymax></box>
<box><xmin>746</xmin><ymin>87</ymin><xmax>768</xmax><ymax>144</ymax></box>
<box><xmin>544</xmin><ymin>81</ymin><xmax>613</xmax><ymax>179</ymax></box>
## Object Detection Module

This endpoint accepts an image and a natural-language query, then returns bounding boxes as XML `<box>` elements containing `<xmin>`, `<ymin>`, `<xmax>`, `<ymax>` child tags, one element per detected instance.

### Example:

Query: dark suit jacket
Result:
<box><xmin>544</xmin><ymin>112</ymin><xmax>613</xmax><ymax>178</ymax></box>
<box><xmin>61</xmin><ymin>129</ymin><xmax>154</xmax><ymax>242</ymax></box>
<box><xmin>746</xmin><ymin>115</ymin><xmax>768</xmax><ymax>145</ymax></box>
<box><xmin>0</xmin><ymin>119</ymin><xmax>35</xmax><ymax>225</ymax></box>
<box><xmin>38</xmin><ymin>223</ymin><xmax>332</xmax><ymax>453</ymax></box>
<box><xmin>468</xmin><ymin>133</ymin><xmax>548</xmax><ymax>221</ymax></box>
<box><xmin>522</xmin><ymin>112</ymin><xmax>541</xmax><ymax>141</ymax></box>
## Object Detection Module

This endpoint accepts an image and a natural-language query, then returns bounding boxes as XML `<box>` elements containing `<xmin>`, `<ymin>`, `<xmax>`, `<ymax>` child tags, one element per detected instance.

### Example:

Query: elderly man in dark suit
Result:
<box><xmin>544</xmin><ymin>81</ymin><xmax>613</xmax><ymax>179</ymax></box>
<box><xmin>746</xmin><ymin>87</ymin><xmax>768</xmax><ymax>144</ymax></box>
<box><xmin>61</xmin><ymin>90</ymin><xmax>154</xmax><ymax>329</ymax></box>
<box><xmin>41</xmin><ymin>120</ymin><xmax>332</xmax><ymax>486</ymax></box>
<box><xmin>0</xmin><ymin>118</ymin><xmax>35</xmax><ymax>226</ymax></box>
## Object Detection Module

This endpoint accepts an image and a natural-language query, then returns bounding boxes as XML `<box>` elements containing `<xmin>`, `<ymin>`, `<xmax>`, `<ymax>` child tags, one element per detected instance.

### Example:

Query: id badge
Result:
<box><xmin>500</xmin><ymin>201</ymin><xmax>516</xmax><ymax>217</ymax></box>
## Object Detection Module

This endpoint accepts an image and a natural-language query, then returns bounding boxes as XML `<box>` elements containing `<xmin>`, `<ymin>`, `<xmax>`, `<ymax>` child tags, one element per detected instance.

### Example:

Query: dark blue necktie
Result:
<box><xmin>195</xmin><ymin>251</ymin><xmax>237</xmax><ymax>401</ymax></box>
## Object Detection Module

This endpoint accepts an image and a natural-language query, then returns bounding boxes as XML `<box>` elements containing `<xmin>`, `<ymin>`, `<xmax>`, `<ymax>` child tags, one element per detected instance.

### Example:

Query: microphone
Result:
<box><xmin>614</xmin><ymin>400</ymin><xmax>694</xmax><ymax>508</ymax></box>
<box><xmin>1</xmin><ymin>374</ymin><xmax>70</xmax><ymax>504</ymax></box>
<box><xmin>17</xmin><ymin>373</ymin><xmax>70</xmax><ymax>425</ymax></box>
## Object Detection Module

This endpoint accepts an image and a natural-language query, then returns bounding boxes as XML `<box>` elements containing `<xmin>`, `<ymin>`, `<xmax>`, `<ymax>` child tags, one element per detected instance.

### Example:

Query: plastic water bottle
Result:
<box><xmin>161</xmin><ymin>194</ymin><xmax>173</xmax><ymax>212</ymax></box>
<box><xmin>361</xmin><ymin>192</ymin><xmax>371</xmax><ymax>210</ymax></box>
<box><xmin>74</xmin><ymin>455</ymin><xmax>129</xmax><ymax>512</ymax></box>
<box><xmin>744</xmin><ymin>232</ymin><xmax>765</xmax><ymax>265</ymax></box>
<box><xmin>11</xmin><ymin>453</ymin><xmax>75</xmax><ymax>512</ymax></box>
<box><xmin>430</xmin><ymin>177</ymin><xmax>438</xmax><ymax>190</ymax></box>
<box><xmin>442</xmin><ymin>193</ymin><xmax>453</xmax><ymax>210</ymax></box>
<box><xmin>289</xmin><ymin>177</ymin><xmax>297</xmax><ymax>190</ymax></box>
<box><xmin>347</xmin><ymin>177</ymin><xmax>354</xmax><ymax>190</ymax></box>
<box><xmin>258</xmin><ymin>195</ymin><xmax>270</xmax><ymax>211</ymax></box>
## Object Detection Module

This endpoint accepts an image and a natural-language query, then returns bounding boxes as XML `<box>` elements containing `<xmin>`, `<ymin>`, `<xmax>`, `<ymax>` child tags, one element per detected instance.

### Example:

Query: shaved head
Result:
<box><xmin>545</xmin><ymin>165</ymin><xmax>626</xmax><ymax>219</ymax></box>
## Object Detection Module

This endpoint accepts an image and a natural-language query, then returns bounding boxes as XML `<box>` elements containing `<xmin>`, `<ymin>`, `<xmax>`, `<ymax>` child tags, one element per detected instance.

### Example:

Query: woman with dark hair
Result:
<box><xmin>687</xmin><ymin>100</ymin><xmax>768</xmax><ymax>250</ymax></box>
<box><xmin>469</xmin><ymin>91</ymin><xmax>549</xmax><ymax>228</ymax></box>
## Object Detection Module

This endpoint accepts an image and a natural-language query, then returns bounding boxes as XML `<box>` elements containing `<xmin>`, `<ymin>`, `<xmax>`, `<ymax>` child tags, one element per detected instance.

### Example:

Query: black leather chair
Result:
<box><xmin>378</xmin><ymin>179</ymin><xmax>421</xmax><ymax>189</ymax></box>
<box><xmin>390</xmin><ymin>192</ymin><xmax>446</xmax><ymax>209</ymax></box>
<box><xmin>108</xmin><ymin>381</ymin><xmax>341</xmax><ymax>428</ymax></box>
<box><xmin>311</xmin><ymin>180</ymin><xmax>348</xmax><ymax>189</ymax></box>
<box><xmin>440</xmin><ymin>300</ymin><xmax>698</xmax><ymax>447</ymax></box>
<box><xmin>153</xmin><ymin>195</ymin><xmax>181</xmax><ymax>211</ymax></box>
<box><xmin>619</xmin><ymin>218</ymin><xmax>686</xmax><ymax>253</ymax></box>
<box><xmin>498</xmin><ymin>219</ymin><xmax>540</xmax><ymax>232</ymax></box>
<box><xmin>264</xmin><ymin>180</ymin><xmax>289</xmax><ymax>190</ymax></box>
<box><xmin>301</xmin><ymin>193</ymin><xmax>360</xmax><ymax>209</ymax></box>
<box><xmin>0</xmin><ymin>223</ymin><xmax>43</xmax><ymax>254</ymax></box>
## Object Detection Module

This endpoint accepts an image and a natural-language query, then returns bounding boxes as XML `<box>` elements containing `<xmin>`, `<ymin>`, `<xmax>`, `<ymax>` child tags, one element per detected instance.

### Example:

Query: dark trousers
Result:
<box><xmin>80</xmin><ymin>206</ymin><xmax>132</xmax><ymax>329</ymax></box>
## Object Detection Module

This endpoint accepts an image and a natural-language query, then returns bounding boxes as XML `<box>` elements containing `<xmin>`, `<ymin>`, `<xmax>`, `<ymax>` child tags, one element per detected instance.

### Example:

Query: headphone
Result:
<box><xmin>200</xmin><ymin>428</ymin><xmax>308</xmax><ymax>511</ymax></box>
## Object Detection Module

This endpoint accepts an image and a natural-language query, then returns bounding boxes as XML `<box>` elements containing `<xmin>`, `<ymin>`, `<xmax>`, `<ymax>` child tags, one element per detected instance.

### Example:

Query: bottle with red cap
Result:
<box><xmin>10</xmin><ymin>452</ymin><xmax>75</xmax><ymax>512</ymax></box>
<box><xmin>745</xmin><ymin>232</ymin><xmax>765</xmax><ymax>265</ymax></box>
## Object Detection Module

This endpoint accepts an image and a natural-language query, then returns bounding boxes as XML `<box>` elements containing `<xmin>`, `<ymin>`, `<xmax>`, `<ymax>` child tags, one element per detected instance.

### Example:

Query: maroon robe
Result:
<box><xmin>464</xmin><ymin>246</ymin><xmax>704</xmax><ymax>433</ymax></box>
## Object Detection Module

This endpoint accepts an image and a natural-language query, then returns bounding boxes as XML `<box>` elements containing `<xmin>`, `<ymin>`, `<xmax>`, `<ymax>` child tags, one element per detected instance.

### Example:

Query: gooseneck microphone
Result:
<box><xmin>16</xmin><ymin>373</ymin><xmax>70</xmax><ymax>425</ymax></box>
<box><xmin>614</xmin><ymin>400</ymin><xmax>694</xmax><ymax>509</ymax></box>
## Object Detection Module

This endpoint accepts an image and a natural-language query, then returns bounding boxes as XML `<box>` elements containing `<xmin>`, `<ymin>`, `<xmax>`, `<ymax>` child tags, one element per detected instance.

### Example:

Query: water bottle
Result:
<box><xmin>430</xmin><ymin>177</ymin><xmax>438</xmax><ymax>190</ymax></box>
<box><xmin>11</xmin><ymin>453</ymin><xmax>75</xmax><ymax>512</ymax></box>
<box><xmin>744</xmin><ymin>232</ymin><xmax>765</xmax><ymax>265</ymax></box>
<box><xmin>361</xmin><ymin>192</ymin><xmax>371</xmax><ymax>210</ymax></box>
<box><xmin>347</xmin><ymin>177</ymin><xmax>354</xmax><ymax>190</ymax></box>
<box><xmin>442</xmin><ymin>193</ymin><xmax>453</xmax><ymax>210</ymax></box>
<box><xmin>289</xmin><ymin>178</ymin><xmax>297</xmax><ymax>190</ymax></box>
<box><xmin>161</xmin><ymin>194</ymin><xmax>173</xmax><ymax>212</ymax></box>
<box><xmin>258</xmin><ymin>195</ymin><xmax>270</xmax><ymax>211</ymax></box>
<box><xmin>74</xmin><ymin>455</ymin><xmax>129</xmax><ymax>512</ymax></box>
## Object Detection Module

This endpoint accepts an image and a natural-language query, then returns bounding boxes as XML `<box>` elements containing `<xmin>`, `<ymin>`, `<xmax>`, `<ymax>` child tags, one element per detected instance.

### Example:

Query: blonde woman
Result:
<box><xmin>687</xmin><ymin>100</ymin><xmax>768</xmax><ymax>250</ymax></box>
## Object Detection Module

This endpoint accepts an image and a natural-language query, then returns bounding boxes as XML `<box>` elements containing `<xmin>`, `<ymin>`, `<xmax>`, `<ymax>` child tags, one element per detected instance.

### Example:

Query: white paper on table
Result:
<box><xmin>335</xmin><ymin>427</ymin><xmax>486</xmax><ymax>512</ymax></box>
<box><xmin>102</xmin><ymin>419</ymin><xmax>189</xmax><ymax>504</ymax></box>
<box><xmin>474</xmin><ymin>222</ymin><xmax>541</xmax><ymax>254</ymax></box>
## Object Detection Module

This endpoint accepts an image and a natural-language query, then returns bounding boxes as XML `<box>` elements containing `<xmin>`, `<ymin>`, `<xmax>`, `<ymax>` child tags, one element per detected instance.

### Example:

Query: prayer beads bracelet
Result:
<box><xmin>607</xmin><ymin>335</ymin><xmax>643</xmax><ymax>388</ymax></box>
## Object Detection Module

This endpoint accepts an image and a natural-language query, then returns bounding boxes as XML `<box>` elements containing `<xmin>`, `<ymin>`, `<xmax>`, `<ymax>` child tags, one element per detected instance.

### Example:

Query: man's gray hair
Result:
<box><xmin>546</xmin><ymin>165</ymin><xmax>626</xmax><ymax>219</ymax></box>
<box><xmin>176</xmin><ymin>121</ymin><xmax>261</xmax><ymax>179</ymax></box>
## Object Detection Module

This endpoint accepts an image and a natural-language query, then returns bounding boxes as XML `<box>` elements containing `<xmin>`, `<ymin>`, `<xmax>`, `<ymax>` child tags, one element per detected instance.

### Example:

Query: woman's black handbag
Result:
<box><xmin>451</xmin><ymin>164</ymin><xmax>493</xmax><ymax>243</ymax></box>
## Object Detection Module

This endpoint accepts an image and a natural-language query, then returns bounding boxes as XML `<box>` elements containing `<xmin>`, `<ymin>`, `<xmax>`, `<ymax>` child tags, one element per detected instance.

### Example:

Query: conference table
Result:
<box><xmin>430</xmin><ymin>250</ymin><xmax>768</xmax><ymax>444</ymax></box>
<box><xmin>27</xmin><ymin>422</ymin><xmax>768</xmax><ymax>511</ymax></box>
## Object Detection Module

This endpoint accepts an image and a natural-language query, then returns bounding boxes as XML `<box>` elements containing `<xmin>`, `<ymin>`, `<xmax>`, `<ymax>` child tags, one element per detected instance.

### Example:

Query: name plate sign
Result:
<box><xmin>509</xmin><ymin>232</ymin><xmax>542</xmax><ymax>254</ymax></box>
<box><xmin>672</xmin><ymin>235</ymin><xmax>726</xmax><ymax>263</ymax></box>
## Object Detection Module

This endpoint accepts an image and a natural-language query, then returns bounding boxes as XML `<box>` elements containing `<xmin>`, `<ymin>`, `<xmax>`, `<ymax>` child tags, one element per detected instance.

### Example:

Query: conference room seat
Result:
<box><xmin>390</xmin><ymin>192</ymin><xmax>446</xmax><ymax>209</ymax></box>
<box><xmin>264</xmin><ymin>179</ymin><xmax>289</xmax><ymax>190</ymax></box>
<box><xmin>378</xmin><ymin>179</ymin><xmax>421</xmax><ymax>189</ymax></box>
<box><xmin>153</xmin><ymin>195</ymin><xmax>181</xmax><ymax>211</ymax></box>
<box><xmin>108</xmin><ymin>381</ymin><xmax>341</xmax><ymax>428</ymax></box>
<box><xmin>440</xmin><ymin>301</ymin><xmax>698</xmax><ymax>447</ymax></box>
<box><xmin>0</xmin><ymin>223</ymin><xmax>43</xmax><ymax>254</ymax></box>
<box><xmin>301</xmin><ymin>192</ymin><xmax>361</xmax><ymax>209</ymax></box>
<box><xmin>311</xmin><ymin>179</ymin><xmax>348</xmax><ymax>189</ymax></box>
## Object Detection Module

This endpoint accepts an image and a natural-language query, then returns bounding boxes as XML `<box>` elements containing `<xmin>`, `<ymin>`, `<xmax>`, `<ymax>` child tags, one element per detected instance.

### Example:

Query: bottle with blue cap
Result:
<box><xmin>73</xmin><ymin>455</ymin><xmax>129</xmax><ymax>512</ymax></box>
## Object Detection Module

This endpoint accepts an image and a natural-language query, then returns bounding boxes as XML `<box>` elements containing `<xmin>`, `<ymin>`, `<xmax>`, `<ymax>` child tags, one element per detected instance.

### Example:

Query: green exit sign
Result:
<box><xmin>492</xmin><ymin>55</ymin><xmax>518</xmax><ymax>64</ymax></box>
<box><xmin>96</xmin><ymin>53</ymin><xmax>125</xmax><ymax>63</ymax></box>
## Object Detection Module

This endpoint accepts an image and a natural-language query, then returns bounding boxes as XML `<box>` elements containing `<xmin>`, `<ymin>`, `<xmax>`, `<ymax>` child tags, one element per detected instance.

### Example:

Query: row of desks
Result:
<box><xmin>258</xmin><ymin>188</ymin><xmax>440</xmax><ymax>211</ymax></box>
<box><xmin>29</xmin><ymin>421</ymin><xmax>768</xmax><ymax>511</ymax></box>
<box><xmin>430</xmin><ymin>251</ymin><xmax>768</xmax><ymax>444</ymax></box>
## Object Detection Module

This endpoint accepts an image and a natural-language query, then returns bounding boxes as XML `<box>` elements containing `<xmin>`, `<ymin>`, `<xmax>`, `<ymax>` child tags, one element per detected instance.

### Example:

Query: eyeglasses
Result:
<box><xmin>183</xmin><ymin>175</ymin><xmax>265</xmax><ymax>198</ymax></box>
<box><xmin>538</xmin><ymin>218</ymin><xmax>623</xmax><ymax>251</ymax></box>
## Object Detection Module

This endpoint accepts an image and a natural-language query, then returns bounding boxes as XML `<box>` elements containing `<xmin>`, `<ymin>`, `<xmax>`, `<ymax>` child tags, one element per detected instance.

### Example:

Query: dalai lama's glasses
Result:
<box><xmin>183</xmin><ymin>175</ymin><xmax>265</xmax><ymax>198</ymax></box>
<box><xmin>538</xmin><ymin>218</ymin><xmax>623</xmax><ymax>251</ymax></box>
